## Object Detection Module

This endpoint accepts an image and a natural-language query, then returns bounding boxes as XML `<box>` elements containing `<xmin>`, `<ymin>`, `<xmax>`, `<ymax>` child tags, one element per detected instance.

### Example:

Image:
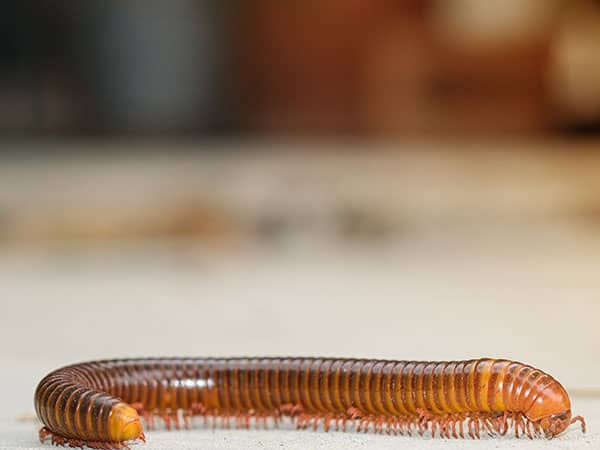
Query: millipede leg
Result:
<box><xmin>532</xmin><ymin>419</ymin><xmax>541</xmax><ymax>437</ymax></box>
<box><xmin>497</xmin><ymin>412</ymin><xmax>508</xmax><ymax>436</ymax></box>
<box><xmin>571</xmin><ymin>415</ymin><xmax>586</xmax><ymax>433</ymax></box>
<box><xmin>513</xmin><ymin>413</ymin><xmax>525</xmax><ymax>438</ymax></box>
<box><xmin>525</xmin><ymin>419</ymin><xmax>534</xmax><ymax>439</ymax></box>
<box><xmin>39</xmin><ymin>427</ymin><xmax>52</xmax><ymax>444</ymax></box>
<box><xmin>483</xmin><ymin>416</ymin><xmax>496</xmax><ymax>436</ymax></box>
<box><xmin>427</xmin><ymin>416</ymin><xmax>436</xmax><ymax>437</ymax></box>
<box><xmin>458</xmin><ymin>417</ymin><xmax>465</xmax><ymax>438</ymax></box>
<box><xmin>407</xmin><ymin>417</ymin><xmax>414</xmax><ymax>436</ymax></box>
<box><xmin>39</xmin><ymin>427</ymin><xmax>132</xmax><ymax>450</ymax></box>
<box><xmin>442</xmin><ymin>417</ymin><xmax>451</xmax><ymax>438</ymax></box>
<box><xmin>473</xmin><ymin>416</ymin><xmax>481</xmax><ymax>439</ymax></box>
<box><xmin>467</xmin><ymin>417</ymin><xmax>475</xmax><ymax>439</ymax></box>
<box><xmin>323</xmin><ymin>413</ymin><xmax>334</xmax><ymax>432</ymax></box>
<box><xmin>182</xmin><ymin>410</ymin><xmax>191</xmax><ymax>429</ymax></box>
<box><xmin>451</xmin><ymin>418</ymin><xmax>459</xmax><ymax>439</ymax></box>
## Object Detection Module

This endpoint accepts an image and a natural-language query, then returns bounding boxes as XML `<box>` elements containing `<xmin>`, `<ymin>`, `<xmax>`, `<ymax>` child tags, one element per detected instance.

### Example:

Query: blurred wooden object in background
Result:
<box><xmin>236</xmin><ymin>0</ymin><xmax>406</xmax><ymax>135</ymax></box>
<box><xmin>548</xmin><ymin>0</ymin><xmax>600</xmax><ymax>131</ymax></box>
<box><xmin>236</xmin><ymin>0</ymin><xmax>600</xmax><ymax>137</ymax></box>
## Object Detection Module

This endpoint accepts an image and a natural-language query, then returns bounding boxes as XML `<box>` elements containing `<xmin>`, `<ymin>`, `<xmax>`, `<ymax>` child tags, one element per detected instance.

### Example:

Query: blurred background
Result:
<box><xmin>2</xmin><ymin>0</ymin><xmax>600</xmax><ymax>136</ymax></box>
<box><xmin>1</xmin><ymin>2</ymin><xmax>600</xmax><ymax>447</ymax></box>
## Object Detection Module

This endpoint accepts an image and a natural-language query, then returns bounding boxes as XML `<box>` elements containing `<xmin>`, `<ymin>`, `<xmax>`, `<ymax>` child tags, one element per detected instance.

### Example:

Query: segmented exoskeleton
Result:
<box><xmin>34</xmin><ymin>357</ymin><xmax>586</xmax><ymax>449</ymax></box>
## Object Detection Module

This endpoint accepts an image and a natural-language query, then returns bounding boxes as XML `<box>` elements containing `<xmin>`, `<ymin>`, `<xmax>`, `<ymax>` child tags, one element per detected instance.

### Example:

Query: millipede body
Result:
<box><xmin>34</xmin><ymin>357</ymin><xmax>586</xmax><ymax>449</ymax></box>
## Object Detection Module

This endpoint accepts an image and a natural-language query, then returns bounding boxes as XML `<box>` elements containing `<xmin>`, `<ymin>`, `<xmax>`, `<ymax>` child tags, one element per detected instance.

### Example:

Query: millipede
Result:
<box><xmin>34</xmin><ymin>357</ymin><xmax>586</xmax><ymax>449</ymax></box>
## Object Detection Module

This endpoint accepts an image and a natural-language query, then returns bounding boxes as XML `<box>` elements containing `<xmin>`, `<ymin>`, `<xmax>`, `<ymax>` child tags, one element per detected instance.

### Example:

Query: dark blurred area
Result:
<box><xmin>2</xmin><ymin>0</ymin><xmax>600</xmax><ymax>138</ymax></box>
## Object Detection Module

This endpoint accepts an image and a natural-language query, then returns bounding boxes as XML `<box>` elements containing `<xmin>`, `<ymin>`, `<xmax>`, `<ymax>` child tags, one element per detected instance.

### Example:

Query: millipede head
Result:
<box><xmin>524</xmin><ymin>375</ymin><xmax>583</xmax><ymax>438</ymax></box>
<box><xmin>538</xmin><ymin>411</ymin><xmax>580</xmax><ymax>438</ymax></box>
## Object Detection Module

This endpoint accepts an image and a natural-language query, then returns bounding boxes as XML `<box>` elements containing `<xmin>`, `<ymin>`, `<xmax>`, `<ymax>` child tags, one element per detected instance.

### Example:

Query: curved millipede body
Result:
<box><xmin>34</xmin><ymin>357</ymin><xmax>586</xmax><ymax>448</ymax></box>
